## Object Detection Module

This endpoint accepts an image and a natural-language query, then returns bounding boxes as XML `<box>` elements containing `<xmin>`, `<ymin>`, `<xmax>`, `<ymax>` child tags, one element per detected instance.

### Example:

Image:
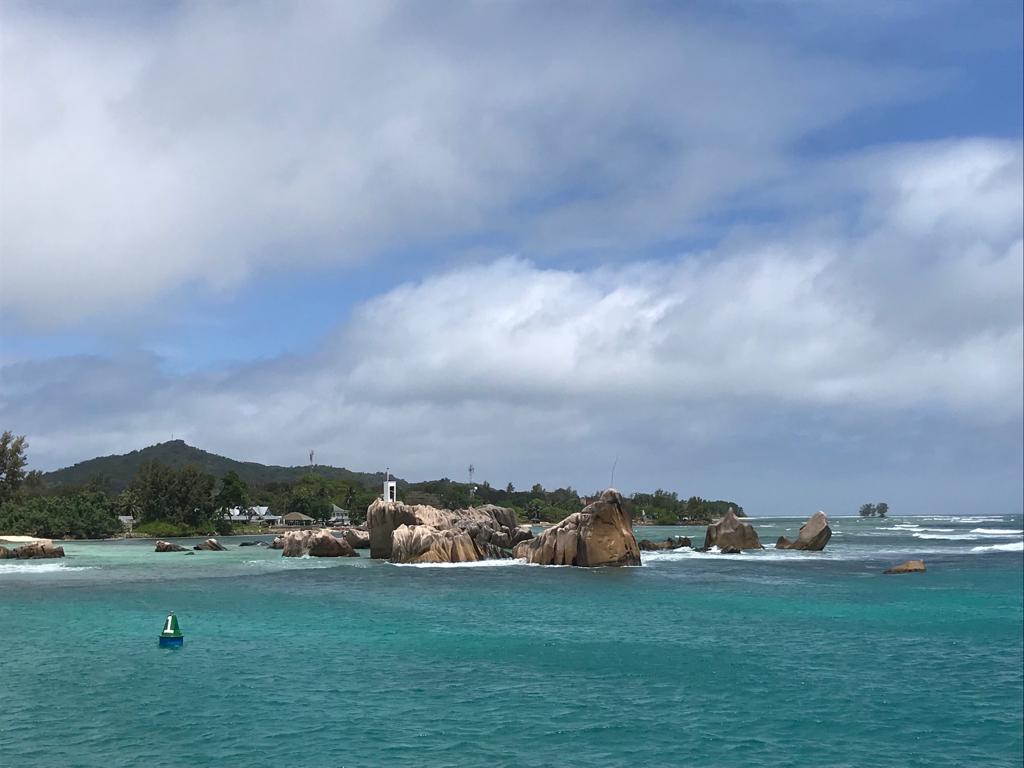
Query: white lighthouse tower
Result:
<box><xmin>383</xmin><ymin>467</ymin><xmax>397</xmax><ymax>503</ymax></box>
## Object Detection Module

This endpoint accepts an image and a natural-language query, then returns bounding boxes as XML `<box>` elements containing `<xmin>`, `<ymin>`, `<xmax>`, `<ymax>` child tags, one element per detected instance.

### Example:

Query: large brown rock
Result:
<box><xmin>389</xmin><ymin>524</ymin><xmax>512</xmax><ymax>564</ymax></box>
<box><xmin>885</xmin><ymin>559</ymin><xmax>926</xmax><ymax>574</ymax></box>
<box><xmin>194</xmin><ymin>538</ymin><xmax>227</xmax><ymax>551</ymax></box>
<box><xmin>702</xmin><ymin>510</ymin><xmax>763</xmax><ymax>552</ymax></box>
<box><xmin>155</xmin><ymin>540</ymin><xmax>189</xmax><ymax>552</ymax></box>
<box><xmin>336</xmin><ymin>528</ymin><xmax>371</xmax><ymax>550</ymax></box>
<box><xmin>513</xmin><ymin>489</ymin><xmax>641</xmax><ymax>567</ymax></box>
<box><xmin>776</xmin><ymin>511</ymin><xmax>832</xmax><ymax>551</ymax></box>
<box><xmin>367</xmin><ymin>499</ymin><xmax>523</xmax><ymax>559</ymax></box>
<box><xmin>0</xmin><ymin>541</ymin><xmax>65</xmax><ymax>559</ymax></box>
<box><xmin>281</xmin><ymin>528</ymin><xmax>358</xmax><ymax>558</ymax></box>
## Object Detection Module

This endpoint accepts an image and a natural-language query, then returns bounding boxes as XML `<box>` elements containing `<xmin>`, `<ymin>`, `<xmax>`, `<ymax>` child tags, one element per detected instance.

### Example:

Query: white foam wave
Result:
<box><xmin>970</xmin><ymin>528</ymin><xmax>1023</xmax><ymax>536</ymax></box>
<box><xmin>892</xmin><ymin>524</ymin><xmax>921</xmax><ymax>530</ymax></box>
<box><xmin>919</xmin><ymin>516</ymin><xmax>1007</xmax><ymax>523</ymax></box>
<box><xmin>641</xmin><ymin>547</ymin><xmax>831</xmax><ymax>563</ymax></box>
<box><xmin>392</xmin><ymin>558</ymin><xmax>527</xmax><ymax>568</ymax></box>
<box><xmin>912</xmin><ymin>533</ymin><xmax>981</xmax><ymax>541</ymax></box>
<box><xmin>0</xmin><ymin>562</ymin><xmax>96</xmax><ymax>574</ymax></box>
<box><xmin>971</xmin><ymin>541</ymin><xmax>1024</xmax><ymax>553</ymax></box>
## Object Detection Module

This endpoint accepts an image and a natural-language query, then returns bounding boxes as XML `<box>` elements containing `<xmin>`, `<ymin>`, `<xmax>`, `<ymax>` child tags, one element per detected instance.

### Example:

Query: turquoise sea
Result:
<box><xmin>2</xmin><ymin>515</ymin><xmax>1021</xmax><ymax>768</ymax></box>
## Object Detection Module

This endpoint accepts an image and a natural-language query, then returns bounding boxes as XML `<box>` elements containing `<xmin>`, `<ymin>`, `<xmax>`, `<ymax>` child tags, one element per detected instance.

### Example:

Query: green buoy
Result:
<box><xmin>158</xmin><ymin>611</ymin><xmax>184</xmax><ymax>648</ymax></box>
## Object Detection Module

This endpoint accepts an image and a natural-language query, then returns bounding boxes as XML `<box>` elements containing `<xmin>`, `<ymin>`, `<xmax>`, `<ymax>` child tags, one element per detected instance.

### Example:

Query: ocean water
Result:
<box><xmin>1</xmin><ymin>515</ymin><xmax>1021</xmax><ymax>768</ymax></box>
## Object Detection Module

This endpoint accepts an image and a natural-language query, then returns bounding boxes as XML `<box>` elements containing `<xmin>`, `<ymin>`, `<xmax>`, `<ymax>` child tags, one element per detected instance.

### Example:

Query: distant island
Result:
<box><xmin>0</xmin><ymin>432</ymin><xmax>743</xmax><ymax>539</ymax></box>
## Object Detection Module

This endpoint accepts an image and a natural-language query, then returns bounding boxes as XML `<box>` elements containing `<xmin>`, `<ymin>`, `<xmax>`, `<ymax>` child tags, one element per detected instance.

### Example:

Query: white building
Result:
<box><xmin>223</xmin><ymin>506</ymin><xmax>281</xmax><ymax>525</ymax></box>
<box><xmin>329</xmin><ymin>505</ymin><xmax>351</xmax><ymax>526</ymax></box>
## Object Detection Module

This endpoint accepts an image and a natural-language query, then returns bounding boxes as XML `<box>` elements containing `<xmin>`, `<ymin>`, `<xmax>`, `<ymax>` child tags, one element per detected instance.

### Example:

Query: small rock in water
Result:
<box><xmin>884</xmin><ymin>559</ymin><xmax>926</xmax><ymax>574</ymax></box>
<box><xmin>194</xmin><ymin>538</ymin><xmax>227</xmax><ymax>551</ymax></box>
<box><xmin>702</xmin><ymin>510</ymin><xmax>763</xmax><ymax>552</ymax></box>
<box><xmin>776</xmin><ymin>511</ymin><xmax>832</xmax><ymax>551</ymax></box>
<box><xmin>155</xmin><ymin>540</ymin><xmax>188</xmax><ymax>553</ymax></box>
<box><xmin>638</xmin><ymin>537</ymin><xmax>691</xmax><ymax>551</ymax></box>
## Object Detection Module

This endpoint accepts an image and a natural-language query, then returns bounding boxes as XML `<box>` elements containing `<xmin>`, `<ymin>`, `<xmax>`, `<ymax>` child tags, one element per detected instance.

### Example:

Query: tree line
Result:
<box><xmin>859</xmin><ymin>502</ymin><xmax>889</xmax><ymax>518</ymax></box>
<box><xmin>0</xmin><ymin>431</ymin><xmax>745</xmax><ymax>538</ymax></box>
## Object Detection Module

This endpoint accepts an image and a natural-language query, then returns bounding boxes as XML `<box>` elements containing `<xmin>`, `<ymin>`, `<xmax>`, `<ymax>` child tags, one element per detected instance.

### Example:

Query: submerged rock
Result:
<box><xmin>513</xmin><ymin>489</ymin><xmax>641</xmax><ymax>567</ymax></box>
<box><xmin>776</xmin><ymin>511</ymin><xmax>832</xmax><ymax>551</ymax></box>
<box><xmin>367</xmin><ymin>499</ymin><xmax>524</xmax><ymax>559</ymax></box>
<box><xmin>238</xmin><ymin>541</ymin><xmax>264</xmax><ymax>547</ymax></box>
<box><xmin>281</xmin><ymin>528</ymin><xmax>359</xmax><ymax>558</ymax></box>
<box><xmin>638</xmin><ymin>536</ymin><xmax>692</xmax><ymax>551</ymax></box>
<box><xmin>702</xmin><ymin>510</ymin><xmax>763</xmax><ymax>552</ymax></box>
<box><xmin>194</xmin><ymin>538</ymin><xmax>227</xmax><ymax>551</ymax></box>
<box><xmin>155</xmin><ymin>540</ymin><xmax>189</xmax><ymax>552</ymax></box>
<box><xmin>884</xmin><ymin>559</ymin><xmax>926</xmax><ymax>574</ymax></box>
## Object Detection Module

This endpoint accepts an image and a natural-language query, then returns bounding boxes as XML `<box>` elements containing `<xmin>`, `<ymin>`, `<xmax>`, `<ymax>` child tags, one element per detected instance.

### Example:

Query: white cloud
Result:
<box><xmin>0</xmin><ymin>0</ymin><xmax>916</xmax><ymax>327</ymax></box>
<box><xmin>3</xmin><ymin>138</ymin><xmax>1020</xmax><ymax>516</ymax></box>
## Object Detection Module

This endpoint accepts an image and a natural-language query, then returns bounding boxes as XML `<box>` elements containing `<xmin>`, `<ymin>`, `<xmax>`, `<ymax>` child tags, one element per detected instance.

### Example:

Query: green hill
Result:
<box><xmin>42</xmin><ymin>440</ymin><xmax>393</xmax><ymax>492</ymax></box>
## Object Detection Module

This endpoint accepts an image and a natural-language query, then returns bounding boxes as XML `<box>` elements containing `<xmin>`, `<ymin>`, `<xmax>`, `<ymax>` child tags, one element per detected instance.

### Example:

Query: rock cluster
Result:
<box><xmin>0</xmin><ymin>541</ymin><xmax>65</xmax><ymax>559</ymax></box>
<box><xmin>280</xmin><ymin>528</ymin><xmax>359</xmax><ymax>558</ymax></box>
<box><xmin>702</xmin><ymin>510</ymin><xmax>763</xmax><ymax>553</ymax></box>
<box><xmin>885</xmin><ymin>559</ymin><xmax>926</xmax><ymax>574</ymax></box>
<box><xmin>639</xmin><ymin>536</ymin><xmax>692</xmax><ymax>551</ymax></box>
<box><xmin>155</xmin><ymin>540</ymin><xmax>189</xmax><ymax>552</ymax></box>
<box><xmin>513</xmin><ymin>489</ymin><xmax>641</xmax><ymax>567</ymax></box>
<box><xmin>367</xmin><ymin>499</ymin><xmax>527</xmax><ymax>562</ymax></box>
<box><xmin>776</xmin><ymin>511</ymin><xmax>832</xmax><ymax>551</ymax></box>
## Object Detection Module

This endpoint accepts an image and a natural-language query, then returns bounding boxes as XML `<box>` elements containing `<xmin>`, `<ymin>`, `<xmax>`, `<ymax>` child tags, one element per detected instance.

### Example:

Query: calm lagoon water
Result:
<box><xmin>2</xmin><ymin>515</ymin><xmax>1022</xmax><ymax>767</ymax></box>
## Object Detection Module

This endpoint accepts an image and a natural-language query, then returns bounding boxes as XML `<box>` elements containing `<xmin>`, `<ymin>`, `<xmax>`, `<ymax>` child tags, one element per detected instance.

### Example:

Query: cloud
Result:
<box><xmin>1</xmin><ymin>0</ymin><xmax>918</xmax><ymax>327</ymax></box>
<box><xmin>3</xmin><ymin>138</ymin><xmax>1021</xmax><ymax>515</ymax></box>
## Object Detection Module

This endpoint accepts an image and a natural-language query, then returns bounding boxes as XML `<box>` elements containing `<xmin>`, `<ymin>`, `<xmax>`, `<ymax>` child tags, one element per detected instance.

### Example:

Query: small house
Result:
<box><xmin>328</xmin><ymin>505</ymin><xmax>350</xmax><ymax>526</ymax></box>
<box><xmin>281</xmin><ymin>511</ymin><xmax>315</xmax><ymax>527</ymax></box>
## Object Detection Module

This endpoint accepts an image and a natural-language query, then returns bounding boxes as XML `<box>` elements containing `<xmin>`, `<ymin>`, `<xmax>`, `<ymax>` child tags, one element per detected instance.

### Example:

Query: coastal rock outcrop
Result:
<box><xmin>389</xmin><ymin>524</ymin><xmax>512</xmax><ymax>564</ymax></box>
<box><xmin>775</xmin><ymin>511</ymin><xmax>832</xmax><ymax>551</ymax></box>
<box><xmin>194</xmin><ymin>538</ymin><xmax>227</xmax><ymax>551</ymax></box>
<box><xmin>281</xmin><ymin>528</ymin><xmax>359</xmax><ymax>558</ymax></box>
<box><xmin>0</xmin><ymin>541</ymin><xmax>65</xmax><ymax>559</ymax></box>
<box><xmin>270</xmin><ymin>536</ymin><xmax>284</xmax><ymax>550</ymax></box>
<box><xmin>512</xmin><ymin>489</ymin><xmax>641</xmax><ymax>567</ymax></box>
<box><xmin>702</xmin><ymin>510</ymin><xmax>763</xmax><ymax>552</ymax></box>
<box><xmin>639</xmin><ymin>536</ymin><xmax>692</xmax><ymax>551</ymax></box>
<box><xmin>336</xmin><ymin>528</ymin><xmax>371</xmax><ymax>550</ymax></box>
<box><xmin>367</xmin><ymin>499</ymin><xmax>524</xmax><ymax>559</ymax></box>
<box><xmin>884</xmin><ymin>559</ymin><xmax>926</xmax><ymax>574</ymax></box>
<box><xmin>155</xmin><ymin>540</ymin><xmax>189</xmax><ymax>552</ymax></box>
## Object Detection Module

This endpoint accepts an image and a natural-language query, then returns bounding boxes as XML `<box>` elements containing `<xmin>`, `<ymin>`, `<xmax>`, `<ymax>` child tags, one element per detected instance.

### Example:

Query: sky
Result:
<box><xmin>1</xmin><ymin>0</ymin><xmax>1021</xmax><ymax>516</ymax></box>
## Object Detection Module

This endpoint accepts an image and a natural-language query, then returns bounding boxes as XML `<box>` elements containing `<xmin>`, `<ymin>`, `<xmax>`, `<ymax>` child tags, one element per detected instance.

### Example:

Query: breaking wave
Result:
<box><xmin>970</xmin><ymin>541</ymin><xmax>1024</xmax><ymax>553</ymax></box>
<box><xmin>392</xmin><ymin>558</ymin><xmax>527</xmax><ymax>568</ymax></box>
<box><xmin>969</xmin><ymin>528</ymin><xmax>1023</xmax><ymax>536</ymax></box>
<box><xmin>0</xmin><ymin>562</ymin><xmax>96</xmax><ymax>574</ymax></box>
